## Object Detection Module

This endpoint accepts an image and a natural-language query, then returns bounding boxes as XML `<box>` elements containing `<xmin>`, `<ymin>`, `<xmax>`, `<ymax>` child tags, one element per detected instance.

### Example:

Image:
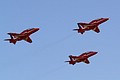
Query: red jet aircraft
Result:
<box><xmin>65</xmin><ymin>51</ymin><xmax>97</xmax><ymax>65</ymax></box>
<box><xmin>73</xmin><ymin>18</ymin><xmax>109</xmax><ymax>34</ymax></box>
<box><xmin>4</xmin><ymin>28</ymin><xmax>39</xmax><ymax>44</ymax></box>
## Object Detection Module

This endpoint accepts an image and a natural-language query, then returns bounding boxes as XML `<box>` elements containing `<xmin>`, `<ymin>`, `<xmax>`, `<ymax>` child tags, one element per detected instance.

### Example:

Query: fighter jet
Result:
<box><xmin>4</xmin><ymin>28</ymin><xmax>39</xmax><ymax>44</ymax></box>
<box><xmin>65</xmin><ymin>51</ymin><xmax>97</xmax><ymax>65</ymax></box>
<box><xmin>73</xmin><ymin>18</ymin><xmax>109</xmax><ymax>34</ymax></box>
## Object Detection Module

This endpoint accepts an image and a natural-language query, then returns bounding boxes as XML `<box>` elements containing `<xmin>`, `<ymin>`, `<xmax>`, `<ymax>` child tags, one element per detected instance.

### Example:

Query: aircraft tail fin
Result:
<box><xmin>73</xmin><ymin>28</ymin><xmax>85</xmax><ymax>34</ymax></box>
<box><xmin>4</xmin><ymin>39</ymin><xmax>17</xmax><ymax>44</ymax></box>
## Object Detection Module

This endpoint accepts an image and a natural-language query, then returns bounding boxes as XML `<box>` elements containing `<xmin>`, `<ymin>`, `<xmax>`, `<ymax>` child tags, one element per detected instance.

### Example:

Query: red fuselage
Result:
<box><xmin>13</xmin><ymin>28</ymin><xmax>39</xmax><ymax>41</ymax></box>
<box><xmin>79</xmin><ymin>18</ymin><xmax>109</xmax><ymax>30</ymax></box>
<box><xmin>74</xmin><ymin>18</ymin><xmax>109</xmax><ymax>34</ymax></box>
<box><xmin>65</xmin><ymin>51</ymin><xmax>97</xmax><ymax>65</ymax></box>
<box><xmin>5</xmin><ymin>28</ymin><xmax>39</xmax><ymax>44</ymax></box>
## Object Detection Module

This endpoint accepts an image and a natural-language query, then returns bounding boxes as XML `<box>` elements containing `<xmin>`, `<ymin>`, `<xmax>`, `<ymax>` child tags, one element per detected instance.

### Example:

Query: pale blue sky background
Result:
<box><xmin>0</xmin><ymin>0</ymin><xmax>120</xmax><ymax>80</ymax></box>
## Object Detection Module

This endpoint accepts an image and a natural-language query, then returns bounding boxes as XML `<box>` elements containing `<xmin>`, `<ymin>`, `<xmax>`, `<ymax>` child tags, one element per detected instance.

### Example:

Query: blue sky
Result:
<box><xmin>0</xmin><ymin>0</ymin><xmax>120</xmax><ymax>80</ymax></box>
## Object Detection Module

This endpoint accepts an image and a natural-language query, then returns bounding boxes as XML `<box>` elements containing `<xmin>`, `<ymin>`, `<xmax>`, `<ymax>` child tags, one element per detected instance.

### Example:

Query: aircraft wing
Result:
<box><xmin>93</xmin><ymin>27</ymin><xmax>100</xmax><ymax>33</ymax></box>
<box><xmin>24</xmin><ymin>37</ymin><xmax>32</xmax><ymax>43</ymax></box>
<box><xmin>83</xmin><ymin>59</ymin><xmax>90</xmax><ymax>64</ymax></box>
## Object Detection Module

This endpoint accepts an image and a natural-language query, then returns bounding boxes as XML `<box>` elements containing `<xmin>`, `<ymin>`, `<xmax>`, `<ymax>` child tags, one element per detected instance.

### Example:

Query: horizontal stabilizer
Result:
<box><xmin>73</xmin><ymin>28</ymin><xmax>85</xmax><ymax>34</ymax></box>
<box><xmin>65</xmin><ymin>61</ymin><xmax>76</xmax><ymax>65</ymax></box>
<box><xmin>4</xmin><ymin>39</ymin><xmax>17</xmax><ymax>44</ymax></box>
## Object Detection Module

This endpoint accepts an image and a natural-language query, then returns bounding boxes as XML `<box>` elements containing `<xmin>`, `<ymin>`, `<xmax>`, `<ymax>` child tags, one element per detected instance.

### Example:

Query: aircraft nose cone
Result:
<box><xmin>34</xmin><ymin>28</ymin><xmax>40</xmax><ymax>31</ymax></box>
<box><xmin>93</xmin><ymin>52</ymin><xmax>98</xmax><ymax>55</ymax></box>
<box><xmin>87</xmin><ymin>51</ymin><xmax>98</xmax><ymax>56</ymax></box>
<box><xmin>36</xmin><ymin>28</ymin><xmax>40</xmax><ymax>30</ymax></box>
<box><xmin>104</xmin><ymin>18</ymin><xmax>109</xmax><ymax>21</ymax></box>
